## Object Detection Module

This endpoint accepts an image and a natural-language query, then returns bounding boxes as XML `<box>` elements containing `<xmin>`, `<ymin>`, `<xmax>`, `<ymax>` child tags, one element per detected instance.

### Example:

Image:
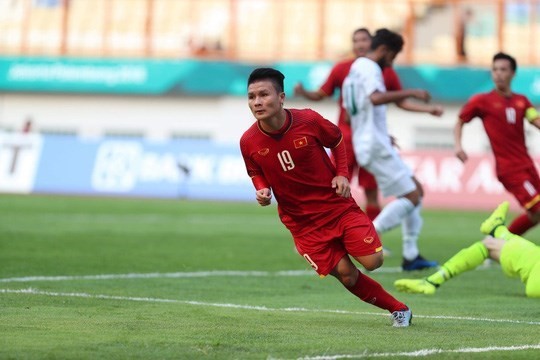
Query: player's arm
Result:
<box><xmin>370</xmin><ymin>88</ymin><xmax>431</xmax><ymax>106</ymax></box>
<box><xmin>294</xmin><ymin>83</ymin><xmax>327</xmax><ymax>101</ymax></box>
<box><xmin>252</xmin><ymin>175</ymin><xmax>272</xmax><ymax>206</ymax></box>
<box><xmin>395</xmin><ymin>99</ymin><xmax>444</xmax><ymax>117</ymax></box>
<box><xmin>312</xmin><ymin>110</ymin><xmax>351</xmax><ymax>198</ymax></box>
<box><xmin>382</xmin><ymin>67</ymin><xmax>443</xmax><ymax>116</ymax></box>
<box><xmin>296</xmin><ymin>63</ymin><xmax>341</xmax><ymax>101</ymax></box>
<box><xmin>240</xmin><ymin>138</ymin><xmax>272</xmax><ymax>206</ymax></box>
<box><xmin>330</xmin><ymin>136</ymin><xmax>351</xmax><ymax>198</ymax></box>
<box><xmin>454</xmin><ymin>118</ymin><xmax>468</xmax><ymax>163</ymax></box>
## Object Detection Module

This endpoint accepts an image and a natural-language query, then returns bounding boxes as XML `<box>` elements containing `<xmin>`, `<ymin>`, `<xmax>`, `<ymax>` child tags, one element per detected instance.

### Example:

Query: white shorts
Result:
<box><xmin>362</xmin><ymin>147</ymin><xmax>415</xmax><ymax>198</ymax></box>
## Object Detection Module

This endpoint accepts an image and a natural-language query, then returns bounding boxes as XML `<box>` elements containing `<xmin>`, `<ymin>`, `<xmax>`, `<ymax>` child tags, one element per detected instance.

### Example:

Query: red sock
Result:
<box><xmin>345</xmin><ymin>270</ymin><xmax>407</xmax><ymax>313</ymax></box>
<box><xmin>508</xmin><ymin>213</ymin><xmax>537</xmax><ymax>235</ymax></box>
<box><xmin>365</xmin><ymin>205</ymin><xmax>381</xmax><ymax>221</ymax></box>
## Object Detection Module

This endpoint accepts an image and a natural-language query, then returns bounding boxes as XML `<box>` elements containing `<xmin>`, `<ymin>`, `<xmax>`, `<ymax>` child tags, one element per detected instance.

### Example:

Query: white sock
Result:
<box><xmin>373</xmin><ymin>197</ymin><xmax>415</xmax><ymax>234</ymax></box>
<box><xmin>402</xmin><ymin>202</ymin><xmax>423</xmax><ymax>261</ymax></box>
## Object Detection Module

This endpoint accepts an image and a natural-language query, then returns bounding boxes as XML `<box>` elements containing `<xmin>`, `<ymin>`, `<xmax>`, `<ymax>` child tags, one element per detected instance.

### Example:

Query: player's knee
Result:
<box><xmin>331</xmin><ymin>268</ymin><xmax>358</xmax><ymax>287</ymax></box>
<box><xmin>340</xmin><ymin>273</ymin><xmax>358</xmax><ymax>287</ymax></box>
<box><xmin>359</xmin><ymin>254</ymin><xmax>384</xmax><ymax>271</ymax></box>
<box><xmin>413</xmin><ymin>177</ymin><xmax>424</xmax><ymax>197</ymax></box>
<box><xmin>363</xmin><ymin>262</ymin><xmax>381</xmax><ymax>272</ymax></box>
<box><xmin>403</xmin><ymin>190</ymin><xmax>421</xmax><ymax>206</ymax></box>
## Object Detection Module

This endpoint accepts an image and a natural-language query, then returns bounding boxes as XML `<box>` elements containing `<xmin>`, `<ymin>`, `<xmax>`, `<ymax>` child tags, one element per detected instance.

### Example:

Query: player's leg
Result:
<box><xmin>332</xmin><ymin>208</ymin><xmax>411</xmax><ymax>325</ymax></box>
<box><xmin>525</xmin><ymin>263</ymin><xmax>540</xmax><ymax>298</ymax></box>
<box><xmin>508</xmin><ymin>212</ymin><xmax>538</xmax><ymax>235</ymax></box>
<box><xmin>508</xmin><ymin>202</ymin><xmax>540</xmax><ymax>235</ymax></box>
<box><xmin>498</xmin><ymin>169</ymin><xmax>540</xmax><ymax>235</ymax></box>
<box><xmin>400</xmin><ymin>201</ymin><xmax>438</xmax><ymax>271</ymax></box>
<box><xmin>396</xmin><ymin>201</ymin><xmax>509</xmax><ymax>295</ymax></box>
<box><xmin>358</xmin><ymin>166</ymin><xmax>381</xmax><ymax>221</ymax></box>
<box><xmin>367</xmin><ymin>155</ymin><xmax>435</xmax><ymax>268</ymax></box>
<box><xmin>368</xmin><ymin>168</ymin><xmax>436</xmax><ymax>270</ymax></box>
<box><xmin>485</xmin><ymin>206</ymin><xmax>540</xmax><ymax>295</ymax></box>
<box><xmin>401</xmin><ymin>200</ymin><xmax>421</xmax><ymax>262</ymax></box>
<box><xmin>398</xmin><ymin>177</ymin><xmax>435</xmax><ymax>270</ymax></box>
<box><xmin>367</xmin><ymin>152</ymin><xmax>419</xmax><ymax>234</ymax></box>
<box><xmin>330</xmin><ymin>255</ymin><xmax>412</xmax><ymax>326</ymax></box>
<box><xmin>395</xmin><ymin>240</ymin><xmax>489</xmax><ymax>294</ymax></box>
<box><xmin>497</xmin><ymin>236</ymin><xmax>540</xmax><ymax>295</ymax></box>
<box><xmin>372</xmin><ymin>191</ymin><xmax>418</xmax><ymax>234</ymax></box>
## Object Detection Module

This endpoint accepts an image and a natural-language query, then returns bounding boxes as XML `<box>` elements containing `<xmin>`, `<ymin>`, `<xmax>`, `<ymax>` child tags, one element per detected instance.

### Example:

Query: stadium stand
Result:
<box><xmin>0</xmin><ymin>0</ymin><xmax>539</xmax><ymax>65</ymax></box>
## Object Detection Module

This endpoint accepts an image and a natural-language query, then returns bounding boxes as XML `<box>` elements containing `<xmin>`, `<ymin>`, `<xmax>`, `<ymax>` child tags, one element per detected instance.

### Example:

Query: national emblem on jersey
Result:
<box><xmin>293</xmin><ymin>137</ymin><xmax>308</xmax><ymax>149</ymax></box>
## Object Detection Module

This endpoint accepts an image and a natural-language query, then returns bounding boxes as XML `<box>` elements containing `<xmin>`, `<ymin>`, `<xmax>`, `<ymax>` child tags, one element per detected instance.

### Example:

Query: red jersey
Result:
<box><xmin>240</xmin><ymin>108</ymin><xmax>359</xmax><ymax>236</ymax></box>
<box><xmin>319</xmin><ymin>59</ymin><xmax>402</xmax><ymax>129</ymax></box>
<box><xmin>383</xmin><ymin>67</ymin><xmax>403</xmax><ymax>92</ymax></box>
<box><xmin>459</xmin><ymin>90</ymin><xmax>536</xmax><ymax>176</ymax></box>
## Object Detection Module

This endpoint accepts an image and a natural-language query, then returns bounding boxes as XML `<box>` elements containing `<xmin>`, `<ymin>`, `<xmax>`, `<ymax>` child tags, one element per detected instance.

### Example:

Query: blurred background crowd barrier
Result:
<box><xmin>0</xmin><ymin>0</ymin><xmax>539</xmax><ymax>65</ymax></box>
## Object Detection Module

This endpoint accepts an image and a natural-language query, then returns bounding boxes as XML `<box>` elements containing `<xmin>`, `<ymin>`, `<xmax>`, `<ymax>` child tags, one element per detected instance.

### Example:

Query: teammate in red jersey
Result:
<box><xmin>294</xmin><ymin>28</ymin><xmax>443</xmax><ymax>222</ymax></box>
<box><xmin>455</xmin><ymin>52</ymin><xmax>540</xmax><ymax>235</ymax></box>
<box><xmin>240</xmin><ymin>68</ymin><xmax>412</xmax><ymax>327</ymax></box>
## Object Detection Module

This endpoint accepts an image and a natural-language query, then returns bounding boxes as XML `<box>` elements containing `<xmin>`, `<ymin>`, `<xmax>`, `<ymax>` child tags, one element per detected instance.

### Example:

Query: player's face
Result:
<box><xmin>247</xmin><ymin>80</ymin><xmax>284</xmax><ymax>122</ymax></box>
<box><xmin>377</xmin><ymin>49</ymin><xmax>397</xmax><ymax>68</ymax></box>
<box><xmin>352</xmin><ymin>31</ymin><xmax>371</xmax><ymax>58</ymax></box>
<box><xmin>491</xmin><ymin>59</ymin><xmax>514</xmax><ymax>90</ymax></box>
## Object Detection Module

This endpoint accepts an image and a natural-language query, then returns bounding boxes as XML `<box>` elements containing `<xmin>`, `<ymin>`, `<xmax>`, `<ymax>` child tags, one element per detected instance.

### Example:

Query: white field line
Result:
<box><xmin>2</xmin><ymin>290</ymin><xmax>537</xmax><ymax>360</ymax></box>
<box><xmin>0</xmin><ymin>265</ymin><xmax>495</xmax><ymax>283</ymax></box>
<box><xmin>0</xmin><ymin>270</ymin><xmax>316</xmax><ymax>283</ymax></box>
<box><xmin>1</xmin><ymin>288</ymin><xmax>539</xmax><ymax>326</ymax></box>
<box><xmin>293</xmin><ymin>344</ymin><xmax>540</xmax><ymax>359</ymax></box>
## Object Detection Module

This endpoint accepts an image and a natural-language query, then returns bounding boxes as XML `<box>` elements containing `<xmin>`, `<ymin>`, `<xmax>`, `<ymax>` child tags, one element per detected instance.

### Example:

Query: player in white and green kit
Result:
<box><xmin>394</xmin><ymin>201</ymin><xmax>540</xmax><ymax>298</ymax></box>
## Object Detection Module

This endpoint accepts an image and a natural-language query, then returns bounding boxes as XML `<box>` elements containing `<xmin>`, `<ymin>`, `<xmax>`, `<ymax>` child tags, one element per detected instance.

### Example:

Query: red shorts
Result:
<box><xmin>357</xmin><ymin>166</ymin><xmax>378</xmax><ymax>190</ymax></box>
<box><xmin>498</xmin><ymin>167</ymin><xmax>540</xmax><ymax>212</ymax></box>
<box><xmin>341</xmin><ymin>129</ymin><xmax>378</xmax><ymax>190</ymax></box>
<box><xmin>292</xmin><ymin>208</ymin><xmax>382</xmax><ymax>276</ymax></box>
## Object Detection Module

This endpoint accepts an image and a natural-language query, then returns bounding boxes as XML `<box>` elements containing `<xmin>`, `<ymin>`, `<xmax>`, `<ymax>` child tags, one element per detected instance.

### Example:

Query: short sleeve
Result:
<box><xmin>240</xmin><ymin>135</ymin><xmax>262</xmax><ymax>179</ymax></box>
<box><xmin>459</xmin><ymin>95</ymin><xmax>482</xmax><ymax>123</ymax></box>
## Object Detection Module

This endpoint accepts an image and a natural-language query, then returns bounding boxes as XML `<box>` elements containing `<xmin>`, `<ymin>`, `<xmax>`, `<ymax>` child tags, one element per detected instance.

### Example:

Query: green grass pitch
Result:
<box><xmin>1</xmin><ymin>194</ymin><xmax>539</xmax><ymax>359</ymax></box>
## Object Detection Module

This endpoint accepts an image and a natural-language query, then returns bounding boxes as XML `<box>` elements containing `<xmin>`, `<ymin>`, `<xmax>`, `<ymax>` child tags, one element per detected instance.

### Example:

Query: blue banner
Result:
<box><xmin>0</xmin><ymin>133</ymin><xmax>254</xmax><ymax>201</ymax></box>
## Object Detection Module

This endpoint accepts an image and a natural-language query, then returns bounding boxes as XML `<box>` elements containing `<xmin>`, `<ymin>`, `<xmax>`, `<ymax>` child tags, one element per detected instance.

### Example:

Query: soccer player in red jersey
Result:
<box><xmin>294</xmin><ymin>28</ymin><xmax>443</xmax><ymax>223</ymax></box>
<box><xmin>240</xmin><ymin>68</ymin><xmax>412</xmax><ymax>327</ymax></box>
<box><xmin>455</xmin><ymin>52</ymin><xmax>540</xmax><ymax>235</ymax></box>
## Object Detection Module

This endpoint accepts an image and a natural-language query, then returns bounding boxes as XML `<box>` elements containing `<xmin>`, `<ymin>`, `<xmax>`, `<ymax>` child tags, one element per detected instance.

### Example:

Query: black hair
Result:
<box><xmin>247</xmin><ymin>68</ymin><xmax>285</xmax><ymax>93</ymax></box>
<box><xmin>493</xmin><ymin>52</ymin><xmax>517</xmax><ymax>71</ymax></box>
<box><xmin>370</xmin><ymin>28</ymin><xmax>404</xmax><ymax>53</ymax></box>
<box><xmin>352</xmin><ymin>27</ymin><xmax>372</xmax><ymax>39</ymax></box>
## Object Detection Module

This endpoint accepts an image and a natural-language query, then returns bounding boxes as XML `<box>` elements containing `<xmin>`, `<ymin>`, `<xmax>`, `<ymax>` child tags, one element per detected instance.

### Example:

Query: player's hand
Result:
<box><xmin>256</xmin><ymin>188</ymin><xmax>272</xmax><ymax>206</ymax></box>
<box><xmin>430</xmin><ymin>105</ymin><xmax>444</xmax><ymax>117</ymax></box>
<box><xmin>332</xmin><ymin>176</ymin><xmax>351</xmax><ymax>198</ymax></box>
<box><xmin>294</xmin><ymin>83</ymin><xmax>305</xmax><ymax>96</ymax></box>
<box><xmin>455</xmin><ymin>149</ymin><xmax>468</xmax><ymax>163</ymax></box>
<box><xmin>412</xmin><ymin>89</ymin><xmax>431</xmax><ymax>103</ymax></box>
